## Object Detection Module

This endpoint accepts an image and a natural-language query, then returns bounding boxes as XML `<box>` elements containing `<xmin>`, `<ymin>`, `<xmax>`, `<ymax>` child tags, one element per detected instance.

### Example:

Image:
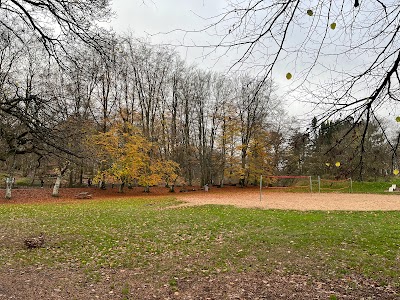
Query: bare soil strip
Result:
<box><xmin>176</xmin><ymin>189</ymin><xmax>400</xmax><ymax>211</ymax></box>
<box><xmin>1</xmin><ymin>186</ymin><xmax>400</xmax><ymax>211</ymax></box>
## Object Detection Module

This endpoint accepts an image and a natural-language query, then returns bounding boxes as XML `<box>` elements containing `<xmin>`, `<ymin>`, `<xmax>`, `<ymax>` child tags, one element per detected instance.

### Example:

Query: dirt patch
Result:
<box><xmin>0</xmin><ymin>267</ymin><xmax>397</xmax><ymax>299</ymax></box>
<box><xmin>175</xmin><ymin>188</ymin><xmax>400</xmax><ymax>211</ymax></box>
<box><xmin>0</xmin><ymin>186</ymin><xmax>177</xmax><ymax>205</ymax></box>
<box><xmin>1</xmin><ymin>186</ymin><xmax>400</xmax><ymax>211</ymax></box>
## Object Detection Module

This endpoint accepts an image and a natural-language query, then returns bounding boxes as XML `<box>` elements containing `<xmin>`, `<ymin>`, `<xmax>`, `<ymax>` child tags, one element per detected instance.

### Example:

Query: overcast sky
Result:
<box><xmin>110</xmin><ymin>0</ymin><xmax>225</xmax><ymax>36</ymax></box>
<box><xmin>110</xmin><ymin>0</ymin><xmax>234</xmax><ymax>69</ymax></box>
<box><xmin>110</xmin><ymin>1</ymin><xmax>387</xmax><ymax>123</ymax></box>
<box><xmin>109</xmin><ymin>0</ymin><xmax>306</xmax><ymax>117</ymax></box>
<box><xmin>109</xmin><ymin>0</ymin><xmax>294</xmax><ymax>73</ymax></box>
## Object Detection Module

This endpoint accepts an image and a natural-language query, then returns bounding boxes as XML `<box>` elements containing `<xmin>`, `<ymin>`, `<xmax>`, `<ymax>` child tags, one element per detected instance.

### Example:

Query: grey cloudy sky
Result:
<box><xmin>110</xmin><ymin>0</ymin><xmax>243</xmax><ymax>72</ymax></box>
<box><xmin>109</xmin><ymin>1</ymin><xmax>390</xmax><ymax>122</ymax></box>
<box><xmin>109</xmin><ymin>0</ymin><xmax>302</xmax><ymax>115</ymax></box>
<box><xmin>110</xmin><ymin>1</ymin><xmax>225</xmax><ymax>35</ymax></box>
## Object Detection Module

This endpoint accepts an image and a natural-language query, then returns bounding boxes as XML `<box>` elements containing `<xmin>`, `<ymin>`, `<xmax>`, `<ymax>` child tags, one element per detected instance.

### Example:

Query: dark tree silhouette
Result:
<box><xmin>0</xmin><ymin>0</ymin><xmax>111</xmax><ymax>58</ymax></box>
<box><xmin>178</xmin><ymin>0</ymin><xmax>400</xmax><ymax>176</ymax></box>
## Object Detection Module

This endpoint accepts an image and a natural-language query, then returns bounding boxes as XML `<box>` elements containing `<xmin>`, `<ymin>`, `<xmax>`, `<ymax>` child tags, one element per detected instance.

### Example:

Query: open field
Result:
<box><xmin>3</xmin><ymin>185</ymin><xmax>400</xmax><ymax>211</ymax></box>
<box><xmin>0</xmin><ymin>187</ymin><xmax>400</xmax><ymax>299</ymax></box>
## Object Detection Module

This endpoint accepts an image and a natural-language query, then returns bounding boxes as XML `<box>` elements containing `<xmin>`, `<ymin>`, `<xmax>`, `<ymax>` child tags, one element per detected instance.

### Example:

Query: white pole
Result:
<box><xmin>350</xmin><ymin>178</ymin><xmax>353</xmax><ymax>193</ymax></box>
<box><xmin>309</xmin><ymin>176</ymin><xmax>313</xmax><ymax>193</ymax></box>
<box><xmin>260</xmin><ymin>175</ymin><xmax>263</xmax><ymax>202</ymax></box>
<box><xmin>318</xmin><ymin>176</ymin><xmax>321</xmax><ymax>193</ymax></box>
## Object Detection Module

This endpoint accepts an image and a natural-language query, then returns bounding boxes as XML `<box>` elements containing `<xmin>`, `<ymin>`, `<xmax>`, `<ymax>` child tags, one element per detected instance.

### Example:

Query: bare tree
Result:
<box><xmin>182</xmin><ymin>0</ymin><xmax>400</xmax><ymax>175</ymax></box>
<box><xmin>235</xmin><ymin>76</ymin><xmax>272</xmax><ymax>181</ymax></box>
<box><xmin>0</xmin><ymin>0</ymin><xmax>113</xmax><ymax>197</ymax></box>
<box><xmin>128</xmin><ymin>42</ymin><xmax>174</xmax><ymax>140</ymax></box>
<box><xmin>192</xmin><ymin>70</ymin><xmax>211</xmax><ymax>186</ymax></box>
<box><xmin>0</xmin><ymin>0</ymin><xmax>111</xmax><ymax>60</ymax></box>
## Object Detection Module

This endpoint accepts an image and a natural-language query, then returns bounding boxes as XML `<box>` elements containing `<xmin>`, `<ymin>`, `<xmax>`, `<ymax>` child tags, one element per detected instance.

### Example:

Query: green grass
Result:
<box><xmin>15</xmin><ymin>177</ymin><xmax>33</xmax><ymax>186</ymax></box>
<box><xmin>320</xmin><ymin>179</ymin><xmax>400</xmax><ymax>194</ymax></box>
<box><xmin>0</xmin><ymin>197</ymin><xmax>399</xmax><ymax>287</ymax></box>
<box><xmin>351</xmin><ymin>180</ymin><xmax>400</xmax><ymax>194</ymax></box>
<box><xmin>266</xmin><ymin>177</ymin><xmax>400</xmax><ymax>194</ymax></box>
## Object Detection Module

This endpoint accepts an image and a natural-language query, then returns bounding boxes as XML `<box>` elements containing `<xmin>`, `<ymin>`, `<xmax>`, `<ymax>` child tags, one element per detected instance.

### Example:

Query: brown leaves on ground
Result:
<box><xmin>0</xmin><ymin>267</ymin><xmax>397</xmax><ymax>299</ymax></box>
<box><xmin>0</xmin><ymin>186</ymin><xmax>180</xmax><ymax>205</ymax></box>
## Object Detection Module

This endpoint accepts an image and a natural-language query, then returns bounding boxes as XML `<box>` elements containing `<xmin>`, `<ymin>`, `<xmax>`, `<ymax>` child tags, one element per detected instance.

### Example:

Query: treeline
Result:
<box><xmin>0</xmin><ymin>32</ymin><xmax>398</xmax><ymax>197</ymax></box>
<box><xmin>285</xmin><ymin>117</ymin><xmax>395</xmax><ymax>181</ymax></box>
<box><xmin>0</xmin><ymin>33</ymin><xmax>283</xmax><ymax>190</ymax></box>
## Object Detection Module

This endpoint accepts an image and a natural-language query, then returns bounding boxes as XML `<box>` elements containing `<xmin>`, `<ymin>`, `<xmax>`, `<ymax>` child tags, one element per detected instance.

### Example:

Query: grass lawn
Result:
<box><xmin>0</xmin><ymin>197</ymin><xmax>399</xmax><ymax>298</ymax></box>
<box><xmin>273</xmin><ymin>178</ymin><xmax>400</xmax><ymax>194</ymax></box>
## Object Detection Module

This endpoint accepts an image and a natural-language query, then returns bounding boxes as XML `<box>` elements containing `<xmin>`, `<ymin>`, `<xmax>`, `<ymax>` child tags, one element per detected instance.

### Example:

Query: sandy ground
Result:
<box><xmin>1</xmin><ymin>186</ymin><xmax>400</xmax><ymax>211</ymax></box>
<box><xmin>175</xmin><ymin>188</ymin><xmax>400</xmax><ymax>211</ymax></box>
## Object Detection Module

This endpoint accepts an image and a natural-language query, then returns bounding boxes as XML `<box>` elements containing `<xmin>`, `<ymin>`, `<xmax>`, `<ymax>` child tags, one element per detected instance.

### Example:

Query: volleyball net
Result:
<box><xmin>317</xmin><ymin>177</ymin><xmax>353</xmax><ymax>193</ymax></box>
<box><xmin>259</xmin><ymin>175</ymin><xmax>353</xmax><ymax>195</ymax></box>
<box><xmin>260</xmin><ymin>175</ymin><xmax>313</xmax><ymax>193</ymax></box>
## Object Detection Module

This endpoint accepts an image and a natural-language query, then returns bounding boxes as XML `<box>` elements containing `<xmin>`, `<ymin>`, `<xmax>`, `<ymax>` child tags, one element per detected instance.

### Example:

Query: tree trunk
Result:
<box><xmin>5</xmin><ymin>177</ymin><xmax>12</xmax><ymax>199</ymax></box>
<box><xmin>100</xmin><ymin>173</ymin><xmax>106</xmax><ymax>190</ymax></box>
<box><xmin>69</xmin><ymin>169</ymin><xmax>74</xmax><ymax>187</ymax></box>
<box><xmin>119</xmin><ymin>182</ymin><xmax>125</xmax><ymax>193</ymax></box>
<box><xmin>52</xmin><ymin>175</ymin><xmax>62</xmax><ymax>197</ymax></box>
<box><xmin>79</xmin><ymin>164</ymin><xmax>83</xmax><ymax>186</ymax></box>
<box><xmin>52</xmin><ymin>163</ymin><xmax>69</xmax><ymax>197</ymax></box>
<box><xmin>220</xmin><ymin>117</ymin><xmax>227</xmax><ymax>188</ymax></box>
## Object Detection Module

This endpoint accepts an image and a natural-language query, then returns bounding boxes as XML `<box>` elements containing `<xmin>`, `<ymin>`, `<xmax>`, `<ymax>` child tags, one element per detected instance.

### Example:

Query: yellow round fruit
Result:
<box><xmin>335</xmin><ymin>162</ymin><xmax>341</xmax><ymax>167</ymax></box>
<box><xmin>394</xmin><ymin>169</ymin><xmax>399</xmax><ymax>175</ymax></box>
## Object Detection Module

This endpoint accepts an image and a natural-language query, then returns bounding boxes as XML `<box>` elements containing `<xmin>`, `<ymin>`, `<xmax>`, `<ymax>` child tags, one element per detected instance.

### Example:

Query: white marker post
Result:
<box><xmin>318</xmin><ymin>176</ymin><xmax>321</xmax><ymax>193</ymax></box>
<box><xmin>260</xmin><ymin>175</ymin><xmax>263</xmax><ymax>202</ymax></box>
<box><xmin>350</xmin><ymin>178</ymin><xmax>353</xmax><ymax>193</ymax></box>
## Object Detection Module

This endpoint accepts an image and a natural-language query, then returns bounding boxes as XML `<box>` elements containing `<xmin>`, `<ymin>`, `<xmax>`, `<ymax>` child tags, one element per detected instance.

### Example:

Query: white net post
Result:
<box><xmin>309</xmin><ymin>176</ymin><xmax>313</xmax><ymax>193</ymax></box>
<box><xmin>259</xmin><ymin>175</ymin><xmax>263</xmax><ymax>202</ymax></box>
<box><xmin>318</xmin><ymin>176</ymin><xmax>321</xmax><ymax>193</ymax></box>
<box><xmin>349</xmin><ymin>178</ymin><xmax>353</xmax><ymax>193</ymax></box>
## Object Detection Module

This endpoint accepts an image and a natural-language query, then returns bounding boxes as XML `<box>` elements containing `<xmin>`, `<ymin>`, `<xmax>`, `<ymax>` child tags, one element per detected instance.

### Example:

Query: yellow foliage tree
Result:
<box><xmin>247</xmin><ymin>129</ymin><xmax>273</xmax><ymax>185</ymax></box>
<box><xmin>220</xmin><ymin>109</ymin><xmax>242</xmax><ymax>185</ymax></box>
<box><xmin>91</xmin><ymin>123</ymin><xmax>179</xmax><ymax>193</ymax></box>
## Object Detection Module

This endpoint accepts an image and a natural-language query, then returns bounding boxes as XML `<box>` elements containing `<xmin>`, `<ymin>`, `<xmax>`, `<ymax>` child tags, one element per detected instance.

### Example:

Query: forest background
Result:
<box><xmin>1</xmin><ymin>0</ymin><xmax>399</xmax><ymax>198</ymax></box>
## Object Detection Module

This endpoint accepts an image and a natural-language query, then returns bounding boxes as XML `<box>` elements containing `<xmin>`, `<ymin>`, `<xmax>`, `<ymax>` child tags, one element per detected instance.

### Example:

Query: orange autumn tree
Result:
<box><xmin>91</xmin><ymin>123</ymin><xmax>179</xmax><ymax>192</ymax></box>
<box><xmin>246</xmin><ymin>128</ymin><xmax>273</xmax><ymax>185</ymax></box>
